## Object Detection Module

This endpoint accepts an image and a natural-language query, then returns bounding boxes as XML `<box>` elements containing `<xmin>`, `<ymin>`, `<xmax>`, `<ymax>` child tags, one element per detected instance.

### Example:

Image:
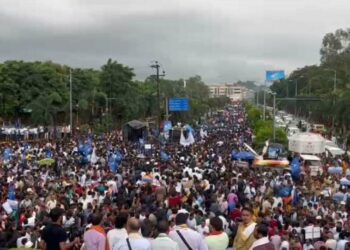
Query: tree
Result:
<box><xmin>320</xmin><ymin>29</ymin><xmax>350</xmax><ymax>64</ymax></box>
<box><xmin>27</xmin><ymin>92</ymin><xmax>64</xmax><ymax>126</ymax></box>
<box><xmin>0</xmin><ymin>59</ymin><xmax>230</xmax><ymax>130</ymax></box>
<box><xmin>99</xmin><ymin>59</ymin><xmax>135</xmax><ymax>125</ymax></box>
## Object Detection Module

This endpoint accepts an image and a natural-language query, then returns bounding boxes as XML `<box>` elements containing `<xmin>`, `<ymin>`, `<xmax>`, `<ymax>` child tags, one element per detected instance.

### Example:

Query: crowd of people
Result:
<box><xmin>1</xmin><ymin>102</ymin><xmax>350</xmax><ymax>250</ymax></box>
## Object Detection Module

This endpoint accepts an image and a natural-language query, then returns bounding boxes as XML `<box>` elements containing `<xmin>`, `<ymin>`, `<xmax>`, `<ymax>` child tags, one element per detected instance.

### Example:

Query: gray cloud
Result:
<box><xmin>1</xmin><ymin>0</ymin><xmax>350</xmax><ymax>83</ymax></box>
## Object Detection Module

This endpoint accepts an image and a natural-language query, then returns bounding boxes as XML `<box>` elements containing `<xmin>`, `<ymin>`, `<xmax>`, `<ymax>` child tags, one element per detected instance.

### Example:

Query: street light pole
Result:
<box><xmin>151</xmin><ymin>61</ymin><xmax>165</xmax><ymax>133</ymax></box>
<box><xmin>273</xmin><ymin>95</ymin><xmax>276</xmax><ymax>141</ymax></box>
<box><xmin>308</xmin><ymin>79</ymin><xmax>311</xmax><ymax>95</ymax></box>
<box><xmin>325</xmin><ymin>68</ymin><xmax>337</xmax><ymax>92</ymax></box>
<box><xmin>334</xmin><ymin>70</ymin><xmax>337</xmax><ymax>92</ymax></box>
<box><xmin>105</xmin><ymin>97</ymin><xmax>118</xmax><ymax>134</ymax></box>
<box><xmin>69</xmin><ymin>68</ymin><xmax>73</xmax><ymax>137</ymax></box>
<box><xmin>325</xmin><ymin>69</ymin><xmax>337</xmax><ymax>133</ymax></box>
<box><xmin>263</xmin><ymin>89</ymin><xmax>266</xmax><ymax>120</ymax></box>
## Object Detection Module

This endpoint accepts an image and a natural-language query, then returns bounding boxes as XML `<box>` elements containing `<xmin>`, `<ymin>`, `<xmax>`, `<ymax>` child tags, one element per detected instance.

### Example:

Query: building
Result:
<box><xmin>208</xmin><ymin>83</ymin><xmax>255</xmax><ymax>101</ymax></box>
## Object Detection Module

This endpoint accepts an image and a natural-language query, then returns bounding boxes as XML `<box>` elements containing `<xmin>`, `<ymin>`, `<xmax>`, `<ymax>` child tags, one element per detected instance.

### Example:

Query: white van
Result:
<box><xmin>300</xmin><ymin>154</ymin><xmax>323</xmax><ymax>176</ymax></box>
<box><xmin>287</xmin><ymin>126</ymin><xmax>300</xmax><ymax>137</ymax></box>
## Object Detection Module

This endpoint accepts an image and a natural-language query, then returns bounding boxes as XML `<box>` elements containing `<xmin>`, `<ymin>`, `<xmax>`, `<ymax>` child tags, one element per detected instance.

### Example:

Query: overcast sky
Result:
<box><xmin>1</xmin><ymin>0</ymin><xmax>350</xmax><ymax>84</ymax></box>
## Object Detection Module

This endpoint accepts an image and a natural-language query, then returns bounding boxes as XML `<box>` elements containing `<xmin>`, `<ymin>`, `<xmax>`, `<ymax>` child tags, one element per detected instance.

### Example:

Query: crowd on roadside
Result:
<box><xmin>1</xmin><ymin>103</ymin><xmax>350</xmax><ymax>250</ymax></box>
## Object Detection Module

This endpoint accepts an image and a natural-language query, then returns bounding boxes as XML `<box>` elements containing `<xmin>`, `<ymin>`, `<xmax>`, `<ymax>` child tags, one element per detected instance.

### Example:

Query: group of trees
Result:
<box><xmin>245</xmin><ymin>103</ymin><xmax>287</xmax><ymax>149</ymax></box>
<box><xmin>0</xmin><ymin>59</ymin><xmax>230</xmax><ymax>132</ymax></box>
<box><xmin>264</xmin><ymin>28</ymin><xmax>350</xmax><ymax>136</ymax></box>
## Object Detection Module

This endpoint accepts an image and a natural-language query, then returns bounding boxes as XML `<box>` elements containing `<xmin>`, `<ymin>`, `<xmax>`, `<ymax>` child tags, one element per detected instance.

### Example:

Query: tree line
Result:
<box><xmin>0</xmin><ymin>59</ymin><xmax>230</xmax><ymax>132</ymax></box>
<box><xmin>260</xmin><ymin>28</ymin><xmax>350</xmax><ymax>137</ymax></box>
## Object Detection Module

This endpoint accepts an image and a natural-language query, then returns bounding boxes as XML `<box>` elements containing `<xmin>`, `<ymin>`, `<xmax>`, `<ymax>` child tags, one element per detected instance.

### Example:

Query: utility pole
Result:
<box><xmin>69</xmin><ymin>68</ymin><xmax>73</xmax><ymax>137</ymax></box>
<box><xmin>263</xmin><ymin>90</ymin><xmax>266</xmax><ymax>120</ymax></box>
<box><xmin>165</xmin><ymin>97</ymin><xmax>169</xmax><ymax>120</ymax></box>
<box><xmin>151</xmin><ymin>61</ymin><xmax>165</xmax><ymax>133</ymax></box>
<box><xmin>272</xmin><ymin>92</ymin><xmax>276</xmax><ymax>142</ymax></box>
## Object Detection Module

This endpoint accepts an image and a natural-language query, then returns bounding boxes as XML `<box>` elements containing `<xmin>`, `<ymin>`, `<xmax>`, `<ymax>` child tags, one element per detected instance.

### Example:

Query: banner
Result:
<box><xmin>266</xmin><ymin>70</ymin><xmax>285</xmax><ymax>81</ymax></box>
<box><xmin>180</xmin><ymin>129</ymin><xmax>195</xmax><ymax>146</ymax></box>
<box><xmin>163</xmin><ymin>121</ymin><xmax>172</xmax><ymax>132</ymax></box>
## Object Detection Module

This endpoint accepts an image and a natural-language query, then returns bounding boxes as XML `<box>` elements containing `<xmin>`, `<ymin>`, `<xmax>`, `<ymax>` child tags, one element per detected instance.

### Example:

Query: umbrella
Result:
<box><xmin>340</xmin><ymin>177</ymin><xmax>350</xmax><ymax>186</ymax></box>
<box><xmin>328</xmin><ymin>167</ymin><xmax>343</xmax><ymax>175</ymax></box>
<box><xmin>38</xmin><ymin>158</ymin><xmax>55</xmax><ymax>166</ymax></box>
<box><xmin>231</xmin><ymin>151</ymin><xmax>255</xmax><ymax>161</ymax></box>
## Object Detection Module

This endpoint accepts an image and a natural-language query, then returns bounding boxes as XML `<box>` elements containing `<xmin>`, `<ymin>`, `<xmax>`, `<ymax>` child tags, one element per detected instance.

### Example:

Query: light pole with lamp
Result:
<box><xmin>325</xmin><ymin>68</ymin><xmax>337</xmax><ymax>132</ymax></box>
<box><xmin>265</xmin><ymin>90</ymin><xmax>277</xmax><ymax>141</ymax></box>
<box><xmin>105</xmin><ymin>97</ymin><xmax>118</xmax><ymax>134</ymax></box>
<box><xmin>325</xmin><ymin>68</ymin><xmax>337</xmax><ymax>92</ymax></box>
<box><xmin>272</xmin><ymin>92</ymin><xmax>276</xmax><ymax>142</ymax></box>
<box><xmin>308</xmin><ymin>78</ymin><xmax>317</xmax><ymax>95</ymax></box>
<box><xmin>289</xmin><ymin>76</ymin><xmax>303</xmax><ymax>116</ymax></box>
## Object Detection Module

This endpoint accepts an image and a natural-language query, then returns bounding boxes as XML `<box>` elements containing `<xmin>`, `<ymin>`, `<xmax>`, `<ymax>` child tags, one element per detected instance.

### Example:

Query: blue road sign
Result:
<box><xmin>169</xmin><ymin>98</ymin><xmax>190</xmax><ymax>112</ymax></box>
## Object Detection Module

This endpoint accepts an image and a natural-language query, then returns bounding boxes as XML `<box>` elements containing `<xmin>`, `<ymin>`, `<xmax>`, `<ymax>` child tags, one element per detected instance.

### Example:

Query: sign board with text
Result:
<box><xmin>169</xmin><ymin>98</ymin><xmax>190</xmax><ymax>112</ymax></box>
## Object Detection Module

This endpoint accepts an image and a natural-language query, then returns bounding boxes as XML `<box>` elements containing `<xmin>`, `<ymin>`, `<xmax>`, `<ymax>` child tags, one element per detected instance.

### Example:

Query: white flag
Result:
<box><xmin>180</xmin><ymin>129</ymin><xmax>195</xmax><ymax>146</ymax></box>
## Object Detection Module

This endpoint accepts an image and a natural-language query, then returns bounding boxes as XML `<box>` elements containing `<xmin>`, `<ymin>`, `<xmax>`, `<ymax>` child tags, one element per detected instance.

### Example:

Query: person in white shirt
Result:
<box><xmin>270</xmin><ymin>230</ymin><xmax>281</xmax><ymax>250</ymax></box>
<box><xmin>151</xmin><ymin>220</ymin><xmax>179</xmax><ymax>250</ymax></box>
<box><xmin>325</xmin><ymin>232</ymin><xmax>337</xmax><ymax>250</ymax></box>
<box><xmin>196</xmin><ymin>221</ymin><xmax>210</xmax><ymax>237</ymax></box>
<box><xmin>169</xmin><ymin>212</ymin><xmax>208</xmax><ymax>250</ymax></box>
<box><xmin>205</xmin><ymin>217</ymin><xmax>229</xmax><ymax>250</ymax></box>
<box><xmin>107</xmin><ymin>212</ymin><xmax>128</xmax><ymax>250</ymax></box>
<box><xmin>113</xmin><ymin>217</ymin><xmax>151</xmax><ymax>250</ymax></box>
<box><xmin>336</xmin><ymin>232</ymin><xmax>348</xmax><ymax>250</ymax></box>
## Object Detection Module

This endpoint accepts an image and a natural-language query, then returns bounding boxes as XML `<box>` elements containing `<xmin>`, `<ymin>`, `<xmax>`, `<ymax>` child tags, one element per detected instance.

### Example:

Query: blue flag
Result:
<box><xmin>291</xmin><ymin>157</ymin><xmax>301</xmax><ymax>180</ymax></box>
<box><xmin>278</xmin><ymin>186</ymin><xmax>292</xmax><ymax>197</ymax></box>
<box><xmin>108</xmin><ymin>150</ymin><xmax>124</xmax><ymax>173</ymax></box>
<box><xmin>163</xmin><ymin>121</ymin><xmax>172</xmax><ymax>132</ymax></box>
<box><xmin>108</xmin><ymin>152</ymin><xmax>119</xmax><ymax>173</ymax></box>
<box><xmin>45</xmin><ymin>148</ymin><xmax>53</xmax><ymax>158</ymax></box>
<box><xmin>160</xmin><ymin>151</ymin><xmax>170</xmax><ymax>162</ymax></box>
<box><xmin>3</xmin><ymin>148</ymin><xmax>13</xmax><ymax>161</ymax></box>
<box><xmin>8</xmin><ymin>183</ymin><xmax>16</xmax><ymax>200</ymax></box>
<box><xmin>79</xmin><ymin>138</ymin><xmax>93</xmax><ymax>164</ymax></box>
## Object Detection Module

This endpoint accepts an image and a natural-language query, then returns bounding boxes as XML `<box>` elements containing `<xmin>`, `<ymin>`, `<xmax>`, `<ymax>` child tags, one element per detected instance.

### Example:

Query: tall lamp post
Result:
<box><xmin>325</xmin><ymin>69</ymin><xmax>337</xmax><ymax>92</ymax></box>
<box><xmin>106</xmin><ymin>97</ymin><xmax>118</xmax><ymax>134</ymax></box>
<box><xmin>272</xmin><ymin>92</ymin><xmax>276</xmax><ymax>142</ymax></box>
<box><xmin>289</xmin><ymin>76</ymin><xmax>303</xmax><ymax>116</ymax></box>
<box><xmin>68</xmin><ymin>68</ymin><xmax>73</xmax><ymax>137</ymax></box>
<box><xmin>325</xmin><ymin>68</ymin><xmax>337</xmax><ymax>132</ymax></box>
<box><xmin>151</xmin><ymin>61</ymin><xmax>165</xmax><ymax>133</ymax></box>
<box><xmin>308</xmin><ymin>78</ymin><xmax>316</xmax><ymax>95</ymax></box>
<box><xmin>266</xmin><ymin>90</ymin><xmax>277</xmax><ymax>141</ymax></box>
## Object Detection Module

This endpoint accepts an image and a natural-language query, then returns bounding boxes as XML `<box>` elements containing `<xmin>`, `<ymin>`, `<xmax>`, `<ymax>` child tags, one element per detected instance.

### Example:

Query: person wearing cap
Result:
<box><xmin>151</xmin><ymin>220</ymin><xmax>179</xmax><ymax>250</ymax></box>
<box><xmin>233</xmin><ymin>207</ymin><xmax>257</xmax><ymax>250</ymax></box>
<box><xmin>169</xmin><ymin>212</ymin><xmax>208</xmax><ymax>250</ymax></box>
<box><xmin>205</xmin><ymin>217</ymin><xmax>229</xmax><ymax>250</ymax></box>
